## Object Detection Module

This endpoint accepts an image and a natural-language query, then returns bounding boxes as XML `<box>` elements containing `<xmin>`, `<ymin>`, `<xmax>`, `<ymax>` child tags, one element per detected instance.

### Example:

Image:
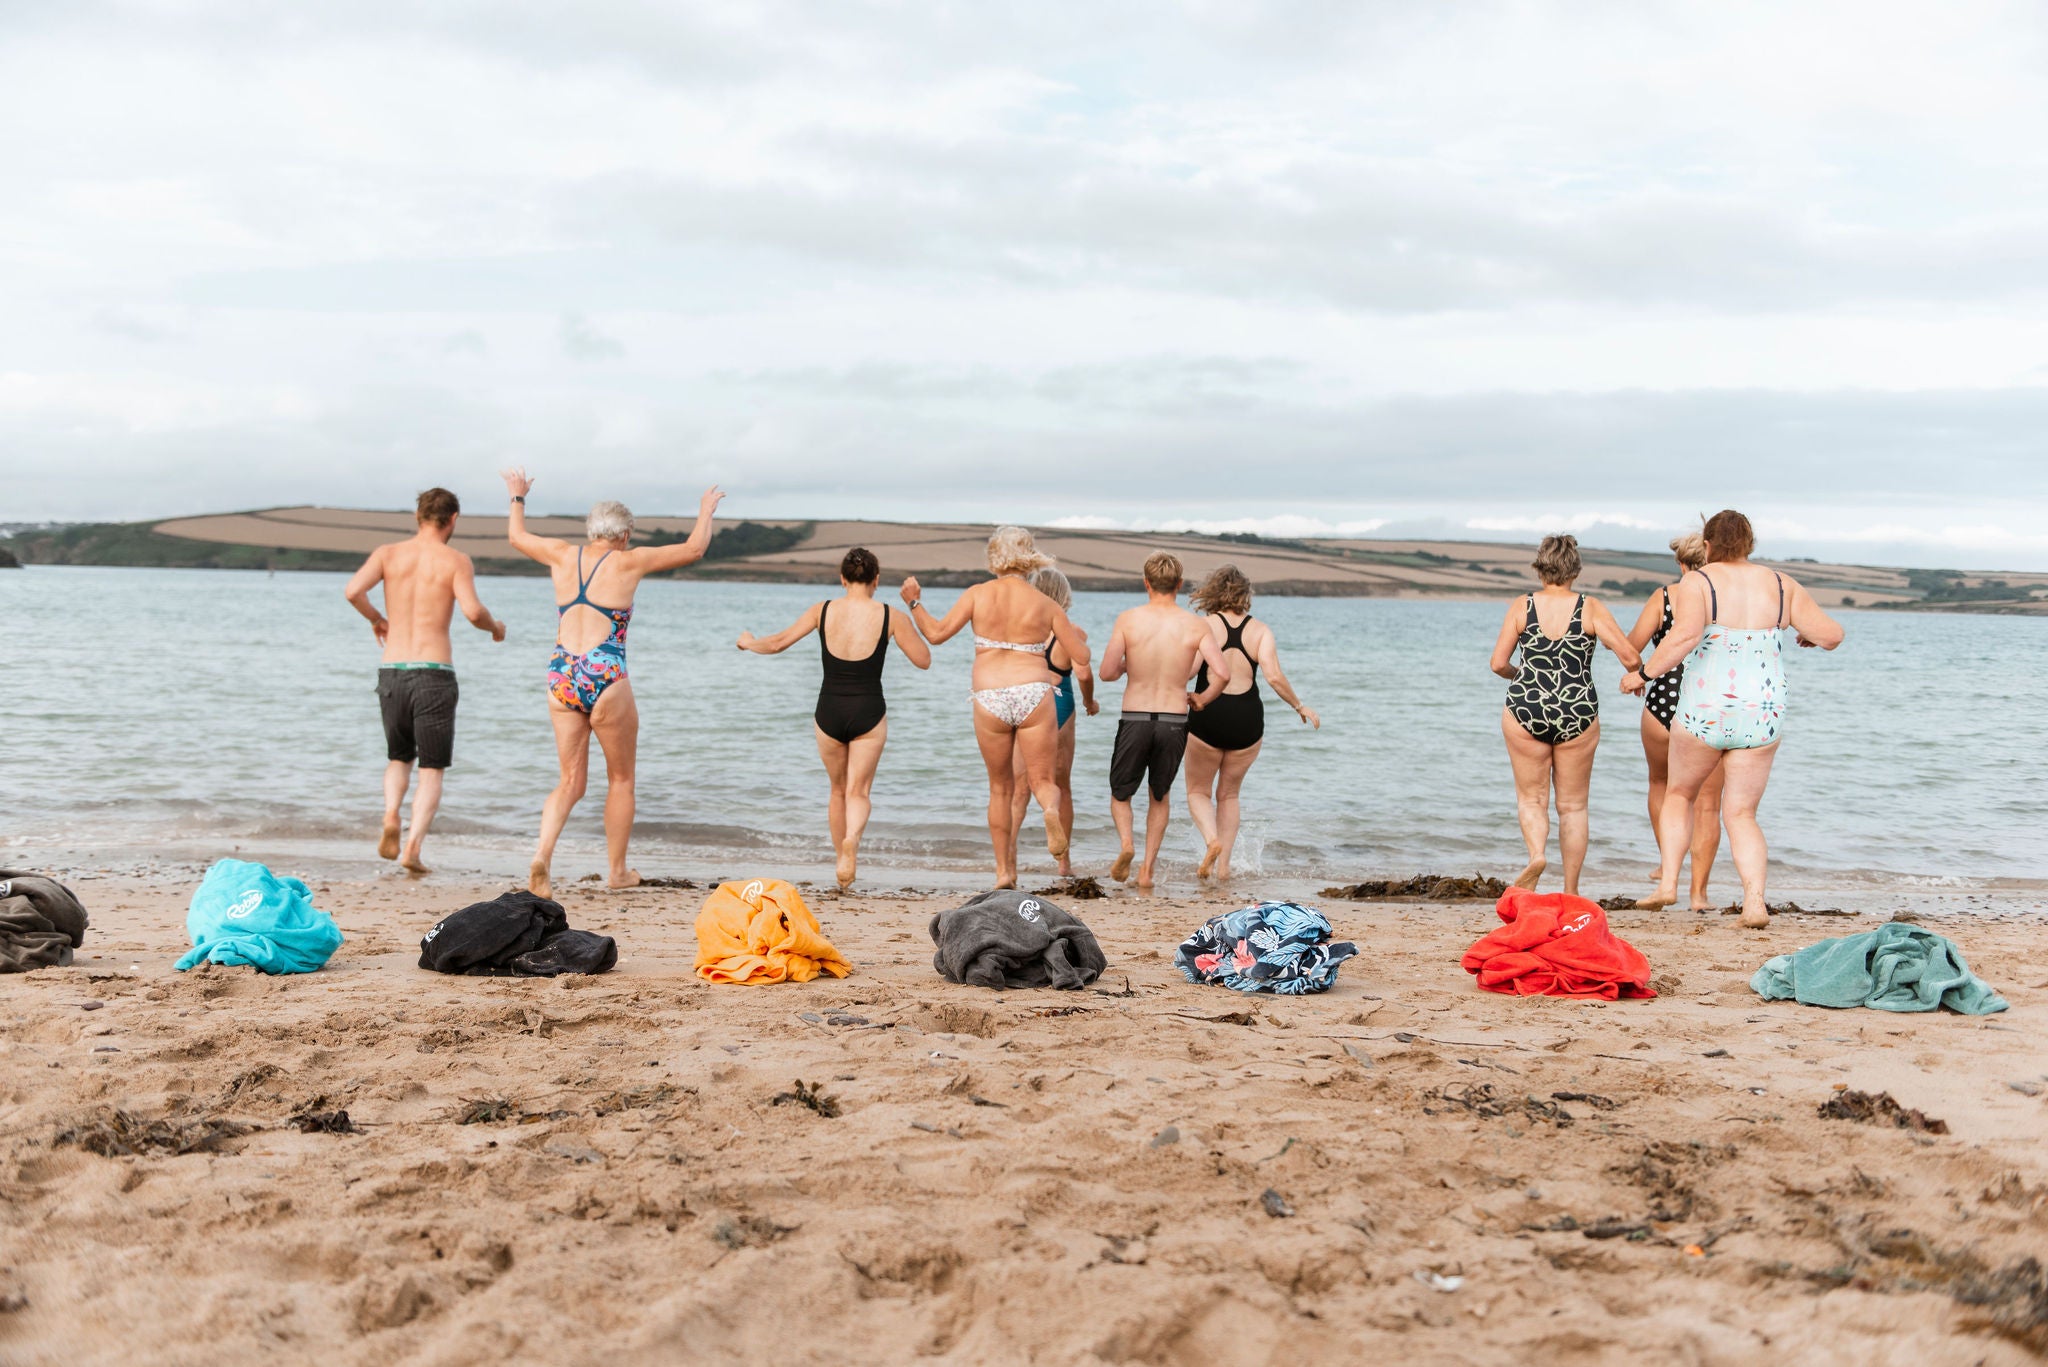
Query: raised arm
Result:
<box><xmin>902</xmin><ymin>577</ymin><xmax>977</xmax><ymax>645</ymax></box>
<box><xmin>1625</xmin><ymin>586</ymin><xmax>1667</xmax><ymax>653</ymax></box>
<box><xmin>1256</xmin><ymin>629</ymin><xmax>1319</xmax><ymax>729</ymax></box>
<box><xmin>1786</xmin><ymin>577</ymin><xmax>1845</xmax><ymax>650</ymax></box>
<box><xmin>452</xmin><ymin>552</ymin><xmax>506</xmax><ymax>642</ymax></box>
<box><xmin>634</xmin><ymin>486</ymin><xmax>727</xmax><ymax>575</ymax></box>
<box><xmin>889</xmin><ymin>605</ymin><xmax>933</xmax><ymax>669</ymax></box>
<box><xmin>342</xmin><ymin>546</ymin><xmax>389</xmax><ymax>647</ymax></box>
<box><xmin>1639</xmin><ymin>575</ymin><xmax>1708</xmax><ymax>681</ymax></box>
<box><xmin>1489</xmin><ymin>599</ymin><xmax>1524</xmax><ymax>680</ymax></box>
<box><xmin>1583</xmin><ymin>597</ymin><xmax>1643</xmax><ymax>672</ymax></box>
<box><xmin>1188</xmin><ymin>630</ymin><xmax>1232</xmax><ymax>710</ymax></box>
<box><xmin>736</xmin><ymin>601</ymin><xmax>823</xmax><ymax>655</ymax></box>
<box><xmin>501</xmin><ymin>466</ymin><xmax>567</xmax><ymax>566</ymax></box>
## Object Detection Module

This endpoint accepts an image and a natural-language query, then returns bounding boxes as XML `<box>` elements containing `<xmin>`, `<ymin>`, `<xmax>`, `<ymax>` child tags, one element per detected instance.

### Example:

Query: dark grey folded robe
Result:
<box><xmin>930</xmin><ymin>889</ymin><xmax>1107</xmax><ymax>990</ymax></box>
<box><xmin>0</xmin><ymin>870</ymin><xmax>90</xmax><ymax>973</ymax></box>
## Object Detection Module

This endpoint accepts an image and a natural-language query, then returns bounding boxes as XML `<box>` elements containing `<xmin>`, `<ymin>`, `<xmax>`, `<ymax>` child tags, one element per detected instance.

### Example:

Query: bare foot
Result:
<box><xmin>1689</xmin><ymin>898</ymin><xmax>1715</xmax><ymax>912</ymax></box>
<box><xmin>835</xmin><ymin>842</ymin><xmax>856</xmax><ymax>891</ymax></box>
<box><xmin>399</xmin><ymin>847</ymin><xmax>429</xmax><ymax>877</ymax></box>
<box><xmin>1055</xmin><ymin>857</ymin><xmax>1072</xmax><ymax>878</ymax></box>
<box><xmin>1512</xmin><ymin>858</ymin><xmax>1545</xmax><ymax>891</ymax></box>
<box><xmin>606</xmin><ymin>870</ymin><xmax>643</xmax><ymax>891</ymax></box>
<box><xmin>529</xmin><ymin>859</ymin><xmax>552</xmax><ymax>899</ymax></box>
<box><xmin>378</xmin><ymin>818</ymin><xmax>400</xmax><ymax>861</ymax></box>
<box><xmin>1196</xmin><ymin>842</ymin><xmax>1221</xmax><ymax>879</ymax></box>
<box><xmin>994</xmin><ymin>879</ymin><xmax>1018</xmax><ymax>891</ymax></box>
<box><xmin>1635</xmin><ymin>887</ymin><xmax>1678</xmax><ymax>910</ymax></box>
<box><xmin>1136</xmin><ymin>864</ymin><xmax>1156</xmax><ymax>890</ymax></box>
<box><xmin>1110</xmin><ymin>850</ymin><xmax>1134</xmax><ymax>883</ymax></box>
<box><xmin>1045</xmin><ymin>813</ymin><xmax>1069</xmax><ymax>860</ymax></box>
<box><xmin>1739</xmin><ymin>903</ymin><xmax>1770</xmax><ymax>929</ymax></box>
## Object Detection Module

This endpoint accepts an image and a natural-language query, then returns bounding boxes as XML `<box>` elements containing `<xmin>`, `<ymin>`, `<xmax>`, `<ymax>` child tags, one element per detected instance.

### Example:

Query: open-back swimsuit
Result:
<box><xmin>1675</xmin><ymin>568</ymin><xmax>1786</xmax><ymax>751</ymax></box>
<box><xmin>1043</xmin><ymin>641</ymin><xmax>1076</xmax><ymax>728</ymax></box>
<box><xmin>1188</xmin><ymin>613</ymin><xmax>1264</xmax><ymax>752</ymax></box>
<box><xmin>547</xmin><ymin>548</ymin><xmax>632</xmax><ymax>715</ymax></box>
<box><xmin>1505</xmin><ymin>594</ymin><xmax>1597</xmax><ymax>745</ymax></box>
<box><xmin>815</xmin><ymin>601</ymin><xmax>890</xmax><ymax>744</ymax></box>
<box><xmin>970</xmin><ymin>635</ymin><xmax>1055</xmax><ymax>727</ymax></box>
<box><xmin>1643</xmin><ymin>586</ymin><xmax>1685</xmax><ymax>729</ymax></box>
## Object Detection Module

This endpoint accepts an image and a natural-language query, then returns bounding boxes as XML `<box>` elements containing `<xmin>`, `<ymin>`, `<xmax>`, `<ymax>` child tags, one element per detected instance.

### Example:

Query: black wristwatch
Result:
<box><xmin>511</xmin><ymin>495</ymin><xmax>525</xmax><ymax>504</ymax></box>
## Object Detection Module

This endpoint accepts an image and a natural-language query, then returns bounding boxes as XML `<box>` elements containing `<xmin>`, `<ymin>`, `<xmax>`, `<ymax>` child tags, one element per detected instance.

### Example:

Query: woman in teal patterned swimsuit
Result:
<box><xmin>1627</xmin><ymin>510</ymin><xmax>1843</xmax><ymax>928</ymax></box>
<box><xmin>1488</xmin><ymin>534</ymin><xmax>1642</xmax><ymax>897</ymax></box>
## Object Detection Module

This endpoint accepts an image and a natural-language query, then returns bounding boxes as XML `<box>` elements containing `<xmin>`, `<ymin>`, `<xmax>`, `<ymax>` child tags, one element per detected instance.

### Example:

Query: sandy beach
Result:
<box><xmin>2</xmin><ymin>870</ymin><xmax>2044</xmax><ymax>1366</ymax></box>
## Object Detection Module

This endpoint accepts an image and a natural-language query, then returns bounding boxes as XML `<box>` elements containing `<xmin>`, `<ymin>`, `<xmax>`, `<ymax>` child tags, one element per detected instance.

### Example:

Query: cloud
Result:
<box><xmin>557</xmin><ymin>312</ymin><xmax>624</xmax><ymax>362</ymax></box>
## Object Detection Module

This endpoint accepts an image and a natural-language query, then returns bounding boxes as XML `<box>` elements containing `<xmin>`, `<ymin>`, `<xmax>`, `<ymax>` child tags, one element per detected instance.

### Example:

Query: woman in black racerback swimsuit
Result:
<box><xmin>736</xmin><ymin>547</ymin><xmax>931</xmax><ymax>889</ymax></box>
<box><xmin>1622</xmin><ymin>531</ymin><xmax>1725</xmax><ymax>909</ymax></box>
<box><xmin>1182</xmin><ymin>566</ymin><xmax>1321</xmax><ymax>881</ymax></box>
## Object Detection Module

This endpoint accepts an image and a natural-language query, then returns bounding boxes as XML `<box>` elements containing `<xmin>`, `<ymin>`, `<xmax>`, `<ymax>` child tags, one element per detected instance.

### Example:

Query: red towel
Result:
<box><xmin>1461</xmin><ymin>888</ymin><xmax>1656</xmax><ymax>1000</ymax></box>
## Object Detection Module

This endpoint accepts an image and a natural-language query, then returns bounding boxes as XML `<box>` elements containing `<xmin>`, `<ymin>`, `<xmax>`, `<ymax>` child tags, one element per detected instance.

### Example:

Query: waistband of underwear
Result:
<box><xmin>1119</xmin><ymin>710</ymin><xmax>1187</xmax><ymax>723</ymax></box>
<box><xmin>381</xmin><ymin>661</ymin><xmax>455</xmax><ymax>672</ymax></box>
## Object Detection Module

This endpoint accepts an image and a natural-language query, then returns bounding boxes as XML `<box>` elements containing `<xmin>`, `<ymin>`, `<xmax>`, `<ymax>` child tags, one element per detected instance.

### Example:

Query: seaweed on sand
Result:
<box><xmin>1321</xmin><ymin>874</ymin><xmax>1508</xmax><ymax>901</ymax></box>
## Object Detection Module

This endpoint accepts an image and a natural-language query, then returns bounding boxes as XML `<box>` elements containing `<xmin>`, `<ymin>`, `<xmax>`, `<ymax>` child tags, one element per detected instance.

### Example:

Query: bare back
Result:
<box><xmin>1205</xmin><ymin>613</ymin><xmax>1272</xmax><ymax>698</ymax></box>
<box><xmin>1685</xmin><ymin>560</ymin><xmax>1788</xmax><ymax>630</ymax></box>
<box><xmin>966</xmin><ymin>577</ymin><xmax>1063</xmax><ymax>689</ymax></box>
<box><xmin>1115</xmin><ymin>602</ymin><xmax>1212</xmax><ymax>712</ymax></box>
<box><xmin>822</xmin><ymin>593</ymin><xmax>889</xmax><ymax>658</ymax></box>
<box><xmin>550</xmin><ymin>542</ymin><xmax>647</xmax><ymax>655</ymax></box>
<box><xmin>378</xmin><ymin>538</ymin><xmax>467</xmax><ymax>664</ymax></box>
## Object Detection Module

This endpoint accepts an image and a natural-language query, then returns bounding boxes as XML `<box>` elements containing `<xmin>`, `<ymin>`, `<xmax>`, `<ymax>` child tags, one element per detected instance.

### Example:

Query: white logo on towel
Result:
<box><xmin>0</xmin><ymin>881</ymin><xmax>11</xmax><ymax>899</ymax></box>
<box><xmin>225</xmin><ymin>890</ymin><xmax>263</xmax><ymax>920</ymax></box>
<box><xmin>1016</xmin><ymin>899</ymin><xmax>1043</xmax><ymax>923</ymax></box>
<box><xmin>1561</xmin><ymin>912</ymin><xmax>1593</xmax><ymax>934</ymax></box>
<box><xmin>741</xmin><ymin>880</ymin><xmax>765</xmax><ymax>908</ymax></box>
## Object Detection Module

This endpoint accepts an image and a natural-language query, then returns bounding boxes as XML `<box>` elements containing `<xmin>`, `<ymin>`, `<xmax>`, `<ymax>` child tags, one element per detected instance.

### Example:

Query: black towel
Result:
<box><xmin>929</xmin><ymin>888</ymin><xmax>1106</xmax><ymax>990</ymax></box>
<box><xmin>419</xmin><ymin>890</ymin><xmax>615</xmax><ymax>977</ymax></box>
<box><xmin>0</xmin><ymin>870</ymin><xmax>90</xmax><ymax>973</ymax></box>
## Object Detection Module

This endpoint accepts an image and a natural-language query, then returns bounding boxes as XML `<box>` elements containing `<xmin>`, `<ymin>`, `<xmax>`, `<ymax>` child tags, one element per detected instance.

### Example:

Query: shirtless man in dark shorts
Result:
<box><xmin>1100</xmin><ymin>552</ymin><xmax>1231</xmax><ymax>889</ymax></box>
<box><xmin>343</xmin><ymin>488</ymin><xmax>505</xmax><ymax>873</ymax></box>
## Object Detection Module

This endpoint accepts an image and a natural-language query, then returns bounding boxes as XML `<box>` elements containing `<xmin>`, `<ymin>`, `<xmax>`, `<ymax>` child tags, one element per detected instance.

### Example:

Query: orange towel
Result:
<box><xmin>693</xmin><ymin>878</ymin><xmax>852</xmax><ymax>986</ymax></box>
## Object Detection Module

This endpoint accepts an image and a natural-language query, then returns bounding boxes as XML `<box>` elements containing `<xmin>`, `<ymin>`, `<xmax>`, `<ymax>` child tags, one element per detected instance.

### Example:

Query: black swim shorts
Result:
<box><xmin>377</xmin><ymin>666</ymin><xmax>459</xmax><ymax>770</ymax></box>
<box><xmin>1110</xmin><ymin>710</ymin><xmax>1189</xmax><ymax>803</ymax></box>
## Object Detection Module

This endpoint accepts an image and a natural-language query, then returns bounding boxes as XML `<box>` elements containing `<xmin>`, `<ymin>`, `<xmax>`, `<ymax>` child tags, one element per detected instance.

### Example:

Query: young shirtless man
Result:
<box><xmin>1099</xmin><ymin>552</ymin><xmax>1231</xmax><ymax>889</ymax></box>
<box><xmin>343</xmin><ymin>488</ymin><xmax>505</xmax><ymax>873</ymax></box>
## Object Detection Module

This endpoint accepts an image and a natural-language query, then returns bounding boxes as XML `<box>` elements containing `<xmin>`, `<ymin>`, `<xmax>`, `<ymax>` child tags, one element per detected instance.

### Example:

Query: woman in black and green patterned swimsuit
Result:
<box><xmin>1488</xmin><ymin>534</ymin><xmax>1643</xmax><ymax>896</ymax></box>
<box><xmin>1624</xmin><ymin>531</ymin><xmax>1725</xmax><ymax>909</ymax></box>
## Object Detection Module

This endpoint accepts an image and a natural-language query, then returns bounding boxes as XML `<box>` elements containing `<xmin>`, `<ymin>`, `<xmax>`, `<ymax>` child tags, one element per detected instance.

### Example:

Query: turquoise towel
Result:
<box><xmin>1751</xmin><ymin>923</ymin><xmax>2006</xmax><ymax>1015</ymax></box>
<box><xmin>175</xmin><ymin>859</ymin><xmax>343</xmax><ymax>975</ymax></box>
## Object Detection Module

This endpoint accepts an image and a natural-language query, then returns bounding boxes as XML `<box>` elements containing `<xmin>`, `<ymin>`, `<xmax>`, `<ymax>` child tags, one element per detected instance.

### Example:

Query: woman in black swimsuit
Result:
<box><xmin>1624</xmin><ymin>531</ymin><xmax>1724</xmax><ymax>909</ymax></box>
<box><xmin>736</xmin><ymin>547</ymin><xmax>931</xmax><ymax>889</ymax></box>
<box><xmin>1487</xmin><ymin>535</ymin><xmax>1642</xmax><ymax>896</ymax></box>
<box><xmin>1182</xmin><ymin>566</ymin><xmax>1320</xmax><ymax>881</ymax></box>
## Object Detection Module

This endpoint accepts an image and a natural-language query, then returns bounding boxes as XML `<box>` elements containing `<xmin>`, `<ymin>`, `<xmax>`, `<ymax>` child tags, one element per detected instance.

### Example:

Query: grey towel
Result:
<box><xmin>930</xmin><ymin>889</ymin><xmax>1107</xmax><ymax>991</ymax></box>
<box><xmin>0</xmin><ymin>870</ymin><xmax>89</xmax><ymax>973</ymax></box>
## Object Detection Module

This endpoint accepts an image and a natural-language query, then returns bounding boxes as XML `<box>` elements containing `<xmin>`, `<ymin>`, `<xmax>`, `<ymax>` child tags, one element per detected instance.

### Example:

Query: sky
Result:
<box><xmin>2</xmin><ymin>1</ymin><xmax>2044</xmax><ymax>568</ymax></box>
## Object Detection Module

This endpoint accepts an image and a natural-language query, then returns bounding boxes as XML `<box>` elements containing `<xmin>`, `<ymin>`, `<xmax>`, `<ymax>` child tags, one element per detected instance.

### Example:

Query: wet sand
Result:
<box><xmin>2</xmin><ymin>871</ymin><xmax>2045</xmax><ymax>1365</ymax></box>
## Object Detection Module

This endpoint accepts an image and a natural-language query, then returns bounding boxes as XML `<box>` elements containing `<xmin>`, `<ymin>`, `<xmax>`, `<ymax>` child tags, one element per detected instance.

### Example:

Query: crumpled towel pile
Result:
<box><xmin>930</xmin><ymin>888</ymin><xmax>1107</xmax><ymax>990</ymax></box>
<box><xmin>0</xmin><ymin>870</ymin><xmax>89</xmax><ymax>973</ymax></box>
<box><xmin>1751</xmin><ymin>923</ymin><xmax>2007</xmax><ymax>1015</ymax></box>
<box><xmin>1175</xmin><ymin>901</ymin><xmax>1357</xmax><ymax>995</ymax></box>
<box><xmin>694</xmin><ymin>878</ymin><xmax>851</xmax><ymax>985</ymax></box>
<box><xmin>1461</xmin><ymin>888</ymin><xmax>1655</xmax><ymax>1000</ymax></box>
<box><xmin>419</xmin><ymin>889</ymin><xmax>617</xmax><ymax>977</ymax></box>
<box><xmin>177</xmin><ymin>859</ymin><xmax>344</xmax><ymax>975</ymax></box>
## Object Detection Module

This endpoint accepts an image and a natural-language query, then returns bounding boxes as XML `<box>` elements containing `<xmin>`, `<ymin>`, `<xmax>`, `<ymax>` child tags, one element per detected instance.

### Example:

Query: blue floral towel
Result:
<box><xmin>1174</xmin><ymin>902</ymin><xmax>1357</xmax><ymax>996</ymax></box>
<box><xmin>176</xmin><ymin>859</ymin><xmax>343</xmax><ymax>975</ymax></box>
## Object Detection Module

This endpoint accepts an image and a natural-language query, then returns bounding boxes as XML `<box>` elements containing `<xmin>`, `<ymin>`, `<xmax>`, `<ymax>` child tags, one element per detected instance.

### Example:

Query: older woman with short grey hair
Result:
<box><xmin>501</xmin><ymin>467</ymin><xmax>724</xmax><ymax>895</ymax></box>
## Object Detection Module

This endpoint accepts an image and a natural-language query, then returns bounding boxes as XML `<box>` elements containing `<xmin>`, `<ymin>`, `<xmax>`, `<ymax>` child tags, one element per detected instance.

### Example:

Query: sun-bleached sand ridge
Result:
<box><xmin>2</xmin><ymin>873</ymin><xmax>2045</xmax><ymax>1365</ymax></box>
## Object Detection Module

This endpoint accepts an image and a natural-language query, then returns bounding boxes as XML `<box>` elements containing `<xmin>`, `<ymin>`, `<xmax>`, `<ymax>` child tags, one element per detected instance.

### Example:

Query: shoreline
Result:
<box><xmin>0</xmin><ymin>869</ymin><xmax>2043</xmax><ymax>1363</ymax></box>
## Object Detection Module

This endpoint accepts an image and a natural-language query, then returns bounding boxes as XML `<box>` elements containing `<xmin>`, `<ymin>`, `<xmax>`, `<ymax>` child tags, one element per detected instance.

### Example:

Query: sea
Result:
<box><xmin>4</xmin><ymin>566</ymin><xmax>2043</xmax><ymax>908</ymax></box>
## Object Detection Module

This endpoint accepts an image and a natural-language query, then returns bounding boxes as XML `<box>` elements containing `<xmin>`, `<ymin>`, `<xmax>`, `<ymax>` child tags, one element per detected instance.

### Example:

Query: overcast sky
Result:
<box><xmin>3</xmin><ymin>1</ymin><xmax>2044</xmax><ymax>567</ymax></box>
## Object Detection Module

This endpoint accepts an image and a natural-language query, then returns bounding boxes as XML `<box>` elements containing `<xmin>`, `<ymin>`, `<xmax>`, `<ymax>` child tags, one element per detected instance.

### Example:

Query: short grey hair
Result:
<box><xmin>587</xmin><ymin>500</ymin><xmax>634</xmax><ymax>543</ymax></box>
<box><xmin>1029</xmin><ymin>565</ymin><xmax>1072</xmax><ymax>610</ymax></box>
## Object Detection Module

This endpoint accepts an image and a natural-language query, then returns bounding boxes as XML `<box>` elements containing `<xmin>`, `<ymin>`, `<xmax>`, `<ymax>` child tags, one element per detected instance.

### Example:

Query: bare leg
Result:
<box><xmin>971</xmin><ymin>703</ymin><xmax>1023</xmax><ymax>888</ymax></box>
<box><xmin>1550</xmin><ymin>720</ymin><xmax>1599</xmax><ymax>897</ymax></box>
<box><xmin>1110</xmin><ymin>799</ymin><xmax>1135</xmax><ymax>882</ymax></box>
<box><xmin>1013</xmin><ymin>697</ymin><xmax>1067</xmax><ymax>860</ymax></box>
<box><xmin>1183</xmin><ymin>737</ymin><xmax>1223</xmax><ymax>877</ymax></box>
<box><xmin>1053</xmin><ymin>720</ymin><xmax>1076</xmax><ymax>877</ymax></box>
<box><xmin>1005</xmin><ymin>734</ymin><xmax>1032</xmax><ymax>876</ymax></box>
<box><xmin>1137</xmin><ymin>789</ymin><xmax>1171</xmax><ymax>889</ymax></box>
<box><xmin>1501</xmin><ymin>708</ymin><xmax>1553</xmax><ymax>890</ymax></box>
<box><xmin>590</xmin><ymin>681</ymin><xmax>640</xmax><ymax>889</ymax></box>
<box><xmin>1639</xmin><ymin>728</ymin><xmax>1721</xmax><ymax>909</ymax></box>
<box><xmin>1640</xmin><ymin>709</ymin><xmax>1670</xmax><ymax>869</ymax></box>
<box><xmin>532</xmin><ymin>703</ymin><xmax>592</xmax><ymax>898</ymax></box>
<box><xmin>380</xmin><ymin>760</ymin><xmax>409</xmax><ymax>860</ymax></box>
<box><xmin>1689</xmin><ymin>760</ymin><xmax>1726</xmax><ymax>909</ymax></box>
<box><xmin>815</xmin><ymin>725</ymin><xmax>852</xmax><ymax>886</ymax></box>
<box><xmin>399</xmin><ymin>767</ymin><xmax>443</xmax><ymax>874</ymax></box>
<box><xmin>1718</xmin><ymin>743</ymin><xmax>1780</xmax><ymax>927</ymax></box>
<box><xmin>839</xmin><ymin>720</ymin><xmax>886</xmax><ymax>889</ymax></box>
<box><xmin>1210</xmin><ymin>741</ymin><xmax>1262</xmax><ymax>880</ymax></box>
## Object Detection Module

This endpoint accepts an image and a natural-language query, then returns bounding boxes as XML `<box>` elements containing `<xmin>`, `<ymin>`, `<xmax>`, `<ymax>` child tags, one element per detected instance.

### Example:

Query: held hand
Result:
<box><xmin>1796</xmin><ymin>634</ymin><xmax>1818</xmax><ymax>649</ymax></box>
<box><xmin>1187</xmin><ymin>691</ymin><xmax>1204</xmax><ymax>712</ymax></box>
<box><xmin>490</xmin><ymin>619</ymin><xmax>507</xmax><ymax>644</ymax></box>
<box><xmin>698</xmin><ymin>485</ymin><xmax>725</xmax><ymax>519</ymax></box>
<box><xmin>1620</xmin><ymin>669</ymin><xmax>1646</xmax><ymax>696</ymax></box>
<box><xmin>1298</xmin><ymin>706</ymin><xmax>1321</xmax><ymax>729</ymax></box>
<box><xmin>501</xmin><ymin>466</ymin><xmax>534</xmax><ymax>499</ymax></box>
<box><xmin>900</xmin><ymin>576</ymin><xmax>923</xmax><ymax>607</ymax></box>
<box><xmin>736</xmin><ymin>630</ymin><xmax>756</xmax><ymax>651</ymax></box>
<box><xmin>1084</xmin><ymin>697</ymin><xmax>1100</xmax><ymax>717</ymax></box>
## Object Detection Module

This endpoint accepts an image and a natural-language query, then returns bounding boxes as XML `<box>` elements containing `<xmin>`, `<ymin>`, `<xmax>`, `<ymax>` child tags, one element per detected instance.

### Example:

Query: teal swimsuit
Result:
<box><xmin>1676</xmin><ymin>568</ymin><xmax>1786</xmax><ymax>751</ymax></box>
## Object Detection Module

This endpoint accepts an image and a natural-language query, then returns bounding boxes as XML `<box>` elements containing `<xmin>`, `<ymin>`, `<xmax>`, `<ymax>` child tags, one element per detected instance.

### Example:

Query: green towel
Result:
<box><xmin>1750</xmin><ymin>923</ymin><xmax>2007</xmax><ymax>1015</ymax></box>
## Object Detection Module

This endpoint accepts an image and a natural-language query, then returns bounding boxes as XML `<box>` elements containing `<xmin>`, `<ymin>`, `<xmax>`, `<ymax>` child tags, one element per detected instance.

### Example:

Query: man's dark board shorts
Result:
<box><xmin>377</xmin><ymin>666</ymin><xmax>459</xmax><ymax>770</ymax></box>
<box><xmin>1110</xmin><ymin>710</ymin><xmax>1189</xmax><ymax>803</ymax></box>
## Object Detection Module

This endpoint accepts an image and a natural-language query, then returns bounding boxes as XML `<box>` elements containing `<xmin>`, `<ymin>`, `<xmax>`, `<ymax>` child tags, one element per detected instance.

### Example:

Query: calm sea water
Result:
<box><xmin>3</xmin><ymin>566</ymin><xmax>2043</xmax><ymax>895</ymax></box>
